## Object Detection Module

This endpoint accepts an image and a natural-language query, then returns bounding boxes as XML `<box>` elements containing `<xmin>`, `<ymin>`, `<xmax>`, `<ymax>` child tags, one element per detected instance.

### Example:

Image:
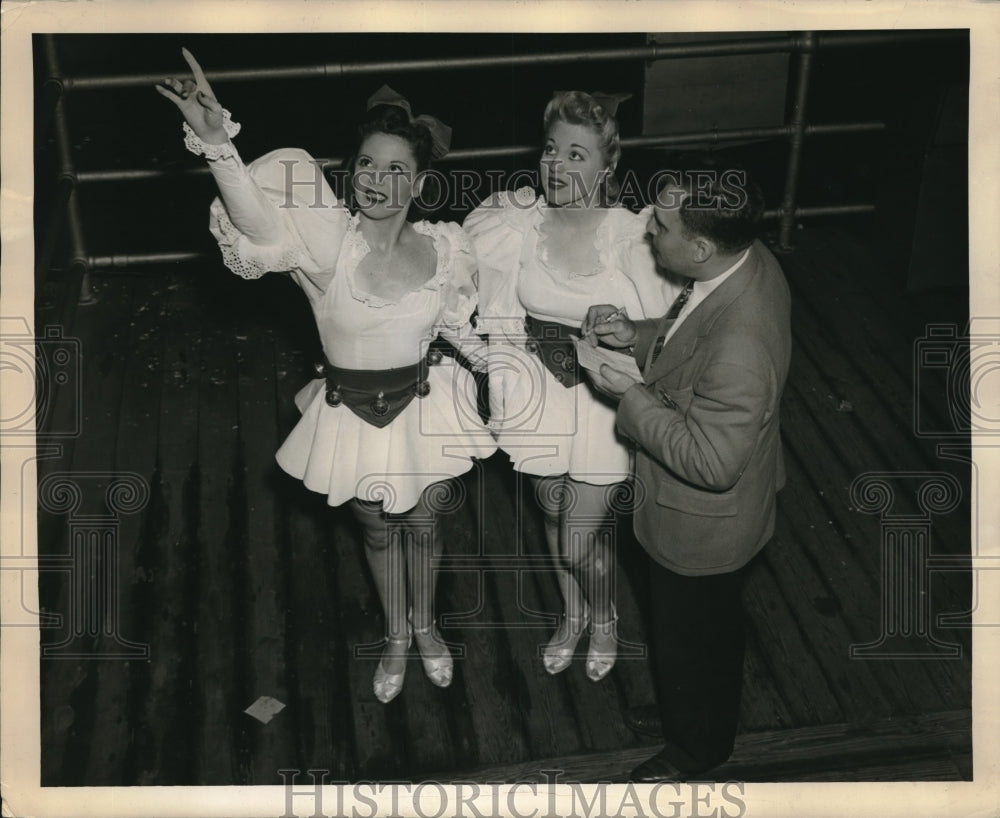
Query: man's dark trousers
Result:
<box><xmin>647</xmin><ymin>557</ymin><xmax>750</xmax><ymax>774</ymax></box>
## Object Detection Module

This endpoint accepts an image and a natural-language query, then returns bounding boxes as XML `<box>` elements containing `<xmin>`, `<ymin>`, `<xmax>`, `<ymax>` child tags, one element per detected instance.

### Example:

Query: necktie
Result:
<box><xmin>650</xmin><ymin>279</ymin><xmax>695</xmax><ymax>364</ymax></box>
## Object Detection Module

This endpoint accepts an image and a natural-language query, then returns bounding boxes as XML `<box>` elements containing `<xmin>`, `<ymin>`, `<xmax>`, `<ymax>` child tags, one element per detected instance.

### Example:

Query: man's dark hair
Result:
<box><xmin>655</xmin><ymin>152</ymin><xmax>765</xmax><ymax>253</ymax></box>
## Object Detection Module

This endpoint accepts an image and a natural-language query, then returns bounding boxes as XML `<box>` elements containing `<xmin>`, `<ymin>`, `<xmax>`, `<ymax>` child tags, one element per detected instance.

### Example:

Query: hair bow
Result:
<box><xmin>366</xmin><ymin>85</ymin><xmax>452</xmax><ymax>160</ymax></box>
<box><xmin>590</xmin><ymin>92</ymin><xmax>632</xmax><ymax>117</ymax></box>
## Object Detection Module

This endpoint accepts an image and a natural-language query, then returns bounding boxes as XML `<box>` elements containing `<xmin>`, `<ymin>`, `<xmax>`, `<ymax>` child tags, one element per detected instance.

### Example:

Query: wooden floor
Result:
<box><xmin>33</xmin><ymin>226</ymin><xmax>972</xmax><ymax>785</ymax></box>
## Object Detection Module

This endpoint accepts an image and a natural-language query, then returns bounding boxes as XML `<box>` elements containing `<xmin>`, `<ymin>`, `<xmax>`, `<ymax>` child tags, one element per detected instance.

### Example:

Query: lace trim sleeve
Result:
<box><xmin>182</xmin><ymin>109</ymin><xmax>242</xmax><ymax>160</ymax></box>
<box><xmin>206</xmin><ymin>147</ymin><xmax>346</xmax><ymax>287</ymax></box>
<box><xmin>212</xmin><ymin>205</ymin><xmax>303</xmax><ymax>280</ymax></box>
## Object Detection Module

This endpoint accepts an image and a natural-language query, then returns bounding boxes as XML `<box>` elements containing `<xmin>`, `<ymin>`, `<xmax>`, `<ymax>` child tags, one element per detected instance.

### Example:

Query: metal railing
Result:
<box><xmin>37</xmin><ymin>30</ymin><xmax>963</xmax><ymax>299</ymax></box>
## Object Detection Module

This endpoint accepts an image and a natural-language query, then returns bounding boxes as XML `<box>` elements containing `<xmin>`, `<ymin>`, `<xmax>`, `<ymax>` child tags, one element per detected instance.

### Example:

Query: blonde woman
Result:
<box><xmin>465</xmin><ymin>92</ymin><xmax>678</xmax><ymax>681</ymax></box>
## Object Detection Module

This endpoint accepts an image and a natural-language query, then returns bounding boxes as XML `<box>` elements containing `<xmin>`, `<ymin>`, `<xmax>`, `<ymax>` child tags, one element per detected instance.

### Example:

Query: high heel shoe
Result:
<box><xmin>410</xmin><ymin>612</ymin><xmax>453</xmax><ymax>688</ymax></box>
<box><xmin>586</xmin><ymin>603</ymin><xmax>618</xmax><ymax>682</ymax></box>
<box><xmin>373</xmin><ymin>631</ymin><xmax>411</xmax><ymax>704</ymax></box>
<box><xmin>542</xmin><ymin>604</ymin><xmax>590</xmax><ymax>675</ymax></box>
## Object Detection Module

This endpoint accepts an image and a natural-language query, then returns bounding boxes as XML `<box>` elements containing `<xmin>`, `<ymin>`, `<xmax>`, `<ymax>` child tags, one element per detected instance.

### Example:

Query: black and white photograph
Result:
<box><xmin>2</xmin><ymin>1</ymin><xmax>998</xmax><ymax>816</ymax></box>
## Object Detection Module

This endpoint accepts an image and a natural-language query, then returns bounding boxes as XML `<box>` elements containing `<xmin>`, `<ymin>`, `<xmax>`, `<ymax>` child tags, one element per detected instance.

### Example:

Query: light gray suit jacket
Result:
<box><xmin>617</xmin><ymin>241</ymin><xmax>792</xmax><ymax>575</ymax></box>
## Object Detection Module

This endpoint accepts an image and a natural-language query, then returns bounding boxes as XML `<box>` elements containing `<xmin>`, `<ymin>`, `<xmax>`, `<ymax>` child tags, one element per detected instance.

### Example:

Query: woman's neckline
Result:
<box><xmin>535</xmin><ymin>204</ymin><xmax>613</xmax><ymax>279</ymax></box>
<box><xmin>346</xmin><ymin>217</ymin><xmax>444</xmax><ymax>305</ymax></box>
<box><xmin>540</xmin><ymin>198</ymin><xmax>614</xmax><ymax>231</ymax></box>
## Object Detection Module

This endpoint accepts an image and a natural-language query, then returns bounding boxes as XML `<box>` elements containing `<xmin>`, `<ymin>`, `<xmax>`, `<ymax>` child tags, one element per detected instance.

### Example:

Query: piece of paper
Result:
<box><xmin>571</xmin><ymin>336</ymin><xmax>643</xmax><ymax>381</ymax></box>
<box><xmin>244</xmin><ymin>696</ymin><xmax>286</xmax><ymax>724</ymax></box>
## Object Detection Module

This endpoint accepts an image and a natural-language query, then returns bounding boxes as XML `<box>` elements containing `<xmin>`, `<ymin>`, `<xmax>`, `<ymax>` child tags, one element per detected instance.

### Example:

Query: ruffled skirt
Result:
<box><xmin>276</xmin><ymin>360</ymin><xmax>497</xmax><ymax>513</ymax></box>
<box><xmin>490</xmin><ymin>345</ymin><xmax>632</xmax><ymax>484</ymax></box>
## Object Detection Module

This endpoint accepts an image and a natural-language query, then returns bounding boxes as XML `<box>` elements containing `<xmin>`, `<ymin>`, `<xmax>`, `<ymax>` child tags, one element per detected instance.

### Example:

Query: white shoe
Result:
<box><xmin>411</xmin><ymin>615</ymin><xmax>453</xmax><ymax>688</ymax></box>
<box><xmin>373</xmin><ymin>632</ymin><xmax>411</xmax><ymax>704</ymax></box>
<box><xmin>542</xmin><ymin>604</ymin><xmax>590</xmax><ymax>675</ymax></box>
<box><xmin>586</xmin><ymin>604</ymin><xmax>618</xmax><ymax>682</ymax></box>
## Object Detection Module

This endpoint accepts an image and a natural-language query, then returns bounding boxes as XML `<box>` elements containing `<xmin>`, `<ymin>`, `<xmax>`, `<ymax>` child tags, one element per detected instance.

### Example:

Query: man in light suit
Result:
<box><xmin>582</xmin><ymin>159</ymin><xmax>791</xmax><ymax>781</ymax></box>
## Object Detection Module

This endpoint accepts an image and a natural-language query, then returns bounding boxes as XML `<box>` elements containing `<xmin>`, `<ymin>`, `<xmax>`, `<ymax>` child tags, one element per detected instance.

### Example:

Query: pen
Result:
<box><xmin>600</xmin><ymin>306</ymin><xmax>627</xmax><ymax>324</ymax></box>
<box><xmin>584</xmin><ymin>306</ymin><xmax>627</xmax><ymax>345</ymax></box>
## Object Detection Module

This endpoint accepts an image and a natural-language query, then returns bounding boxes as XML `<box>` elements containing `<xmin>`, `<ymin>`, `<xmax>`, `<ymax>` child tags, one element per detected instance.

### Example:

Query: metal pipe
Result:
<box><xmin>36</xmin><ymin>79</ymin><xmax>65</xmax><ymax>149</ymax></box>
<box><xmin>559</xmin><ymin>121</ymin><xmax>876</xmax><ymax>153</ymax></box>
<box><xmin>34</xmin><ymin>176</ymin><xmax>74</xmax><ymax>290</ymax></box>
<box><xmin>622</xmin><ymin>121</ymin><xmax>882</xmax><ymax>150</ymax></box>
<box><xmin>65</xmin><ymin>38</ymin><xmax>795</xmax><ymax>90</ymax></box>
<box><xmin>42</xmin><ymin>35</ymin><xmax>96</xmax><ymax>301</ymax></box>
<box><xmin>66</xmin><ymin>190</ymin><xmax>96</xmax><ymax>303</ymax></box>
<box><xmin>778</xmin><ymin>32</ymin><xmax>815</xmax><ymax>251</ymax></box>
<box><xmin>763</xmin><ymin>203</ymin><xmax>875</xmax><ymax>220</ymax></box>
<box><xmin>62</xmin><ymin>30</ymin><xmax>963</xmax><ymax>92</ymax></box>
<box><xmin>52</xmin><ymin>99</ymin><xmax>93</xmax><ymax>297</ymax></box>
<box><xmin>82</xmin><ymin>203</ymin><xmax>878</xmax><ymax>271</ymax></box>
<box><xmin>78</xmin><ymin>166</ymin><xmax>219</xmax><ymax>183</ymax></box>
<box><xmin>75</xmin><ymin>120</ymin><xmax>886</xmax><ymax>184</ymax></box>
<box><xmin>88</xmin><ymin>251</ymin><xmax>209</xmax><ymax>270</ymax></box>
<box><xmin>818</xmin><ymin>30</ymin><xmax>964</xmax><ymax>50</ymax></box>
<box><xmin>806</xmin><ymin>122</ymin><xmax>885</xmax><ymax>136</ymax></box>
<box><xmin>45</xmin><ymin>42</ymin><xmax>74</xmax><ymax>184</ymax></box>
<box><xmin>36</xmin><ymin>38</ymin><xmax>73</xmax><ymax>288</ymax></box>
<box><xmin>626</xmin><ymin>126</ymin><xmax>787</xmax><ymax>149</ymax></box>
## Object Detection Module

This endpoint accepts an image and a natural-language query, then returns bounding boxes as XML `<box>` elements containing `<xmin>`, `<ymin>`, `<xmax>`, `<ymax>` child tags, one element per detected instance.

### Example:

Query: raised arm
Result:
<box><xmin>155</xmin><ymin>48</ymin><xmax>280</xmax><ymax>245</ymax></box>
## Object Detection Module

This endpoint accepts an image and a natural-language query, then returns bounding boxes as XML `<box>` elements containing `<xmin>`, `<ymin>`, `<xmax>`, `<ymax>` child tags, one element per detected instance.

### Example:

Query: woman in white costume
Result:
<box><xmin>465</xmin><ymin>92</ymin><xmax>677</xmax><ymax>681</ymax></box>
<box><xmin>157</xmin><ymin>50</ymin><xmax>496</xmax><ymax>704</ymax></box>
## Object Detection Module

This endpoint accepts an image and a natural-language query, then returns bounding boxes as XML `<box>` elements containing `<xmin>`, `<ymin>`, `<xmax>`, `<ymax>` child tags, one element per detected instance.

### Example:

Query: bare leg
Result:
<box><xmin>532</xmin><ymin>475</ymin><xmax>590</xmax><ymax>674</ymax></box>
<box><xmin>351</xmin><ymin>499</ymin><xmax>409</xmax><ymax>699</ymax></box>
<box><xmin>399</xmin><ymin>490</ymin><xmax>439</xmax><ymax>631</ymax></box>
<box><xmin>400</xmin><ymin>486</ymin><xmax>452</xmax><ymax>686</ymax></box>
<box><xmin>561</xmin><ymin>479</ymin><xmax>615</xmax><ymax>622</ymax></box>
<box><xmin>563</xmin><ymin>479</ymin><xmax>618</xmax><ymax>681</ymax></box>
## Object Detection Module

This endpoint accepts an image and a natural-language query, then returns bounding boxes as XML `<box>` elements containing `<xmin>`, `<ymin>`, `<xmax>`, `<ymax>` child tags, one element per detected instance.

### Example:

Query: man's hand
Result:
<box><xmin>582</xmin><ymin>304</ymin><xmax>638</xmax><ymax>349</ymax></box>
<box><xmin>586</xmin><ymin>363</ymin><xmax>640</xmax><ymax>400</ymax></box>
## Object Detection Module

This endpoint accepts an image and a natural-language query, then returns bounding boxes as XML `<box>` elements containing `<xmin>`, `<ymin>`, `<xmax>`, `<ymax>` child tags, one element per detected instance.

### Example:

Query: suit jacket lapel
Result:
<box><xmin>644</xmin><ymin>244</ymin><xmax>762</xmax><ymax>382</ymax></box>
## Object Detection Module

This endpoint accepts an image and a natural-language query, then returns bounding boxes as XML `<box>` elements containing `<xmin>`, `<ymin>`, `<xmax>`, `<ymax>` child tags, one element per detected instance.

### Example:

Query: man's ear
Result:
<box><xmin>692</xmin><ymin>236</ymin><xmax>715</xmax><ymax>263</ymax></box>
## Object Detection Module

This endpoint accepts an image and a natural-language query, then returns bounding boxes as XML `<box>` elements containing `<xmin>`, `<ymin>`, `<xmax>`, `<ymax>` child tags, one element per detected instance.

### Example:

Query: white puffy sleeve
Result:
<box><xmin>462</xmin><ymin>189</ymin><xmax>539</xmax><ymax>426</ymax></box>
<box><xmin>430</xmin><ymin>221</ymin><xmax>488</xmax><ymax>370</ymax></box>
<box><xmin>432</xmin><ymin>221</ymin><xmax>478</xmax><ymax>331</ymax></box>
<box><xmin>462</xmin><ymin>188</ymin><xmax>537</xmax><ymax>338</ymax></box>
<box><xmin>206</xmin><ymin>146</ymin><xmax>350</xmax><ymax>299</ymax></box>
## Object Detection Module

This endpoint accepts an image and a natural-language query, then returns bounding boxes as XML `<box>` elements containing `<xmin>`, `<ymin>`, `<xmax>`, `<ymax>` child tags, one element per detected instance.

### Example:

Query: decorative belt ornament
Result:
<box><xmin>523</xmin><ymin>315</ymin><xmax>582</xmax><ymax>388</ymax></box>
<box><xmin>315</xmin><ymin>346</ymin><xmax>444</xmax><ymax>428</ymax></box>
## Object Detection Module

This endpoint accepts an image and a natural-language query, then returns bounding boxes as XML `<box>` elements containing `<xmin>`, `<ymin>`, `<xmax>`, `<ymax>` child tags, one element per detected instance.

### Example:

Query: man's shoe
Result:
<box><xmin>623</xmin><ymin>704</ymin><xmax>664</xmax><ymax>738</ymax></box>
<box><xmin>628</xmin><ymin>750</ymin><xmax>687</xmax><ymax>783</ymax></box>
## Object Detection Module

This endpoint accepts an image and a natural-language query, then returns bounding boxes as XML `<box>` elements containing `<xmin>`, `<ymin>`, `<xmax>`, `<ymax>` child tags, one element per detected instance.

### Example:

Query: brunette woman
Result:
<box><xmin>158</xmin><ymin>50</ymin><xmax>496</xmax><ymax>703</ymax></box>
